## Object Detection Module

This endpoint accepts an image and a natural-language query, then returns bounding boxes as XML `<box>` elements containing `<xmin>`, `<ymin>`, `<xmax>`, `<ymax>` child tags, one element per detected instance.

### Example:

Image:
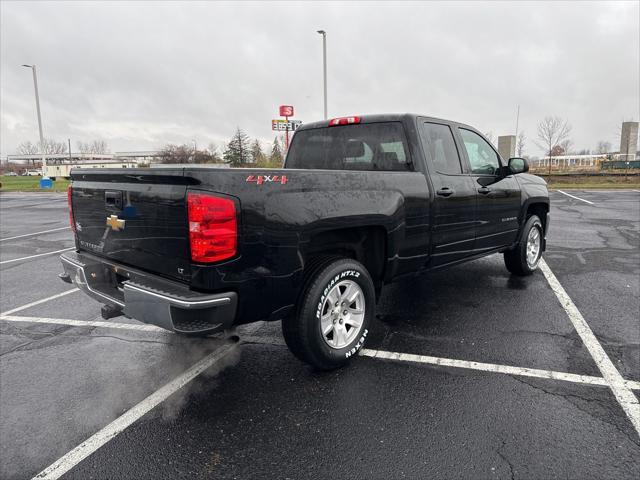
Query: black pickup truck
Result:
<box><xmin>60</xmin><ymin>114</ymin><xmax>549</xmax><ymax>369</ymax></box>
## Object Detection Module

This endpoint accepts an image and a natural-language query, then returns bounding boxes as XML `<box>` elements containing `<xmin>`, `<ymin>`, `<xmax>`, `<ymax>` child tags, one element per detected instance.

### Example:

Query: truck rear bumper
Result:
<box><xmin>59</xmin><ymin>251</ymin><xmax>237</xmax><ymax>335</ymax></box>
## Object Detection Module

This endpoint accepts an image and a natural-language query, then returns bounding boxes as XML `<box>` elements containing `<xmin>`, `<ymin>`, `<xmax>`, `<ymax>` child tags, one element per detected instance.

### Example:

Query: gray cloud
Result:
<box><xmin>1</xmin><ymin>0</ymin><xmax>638</xmax><ymax>157</ymax></box>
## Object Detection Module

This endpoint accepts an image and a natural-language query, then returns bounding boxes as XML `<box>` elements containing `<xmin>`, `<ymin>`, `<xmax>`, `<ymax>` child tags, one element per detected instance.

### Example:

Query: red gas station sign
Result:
<box><xmin>279</xmin><ymin>105</ymin><xmax>294</xmax><ymax>117</ymax></box>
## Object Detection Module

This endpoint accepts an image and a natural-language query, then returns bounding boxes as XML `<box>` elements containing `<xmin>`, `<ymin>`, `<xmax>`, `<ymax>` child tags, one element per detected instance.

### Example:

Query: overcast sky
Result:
<box><xmin>1</xmin><ymin>0</ymin><xmax>638</xmax><ymax>158</ymax></box>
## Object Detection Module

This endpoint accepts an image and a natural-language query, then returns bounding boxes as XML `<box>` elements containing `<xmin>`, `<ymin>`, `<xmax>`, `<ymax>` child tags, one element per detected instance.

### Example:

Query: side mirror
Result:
<box><xmin>508</xmin><ymin>157</ymin><xmax>529</xmax><ymax>174</ymax></box>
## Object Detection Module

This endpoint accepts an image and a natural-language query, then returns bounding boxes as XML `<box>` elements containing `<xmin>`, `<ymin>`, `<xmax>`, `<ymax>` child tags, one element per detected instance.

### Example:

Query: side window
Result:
<box><xmin>420</xmin><ymin>122</ymin><xmax>462</xmax><ymax>174</ymax></box>
<box><xmin>459</xmin><ymin>128</ymin><xmax>500</xmax><ymax>175</ymax></box>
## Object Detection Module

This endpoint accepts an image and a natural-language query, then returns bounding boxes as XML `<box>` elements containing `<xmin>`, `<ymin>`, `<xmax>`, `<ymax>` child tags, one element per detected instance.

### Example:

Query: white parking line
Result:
<box><xmin>556</xmin><ymin>190</ymin><xmax>595</xmax><ymax>205</ymax></box>
<box><xmin>0</xmin><ymin>247</ymin><xmax>74</xmax><ymax>265</ymax></box>
<box><xmin>0</xmin><ymin>315</ymin><xmax>164</xmax><ymax>332</ymax></box>
<box><xmin>2</xmin><ymin>314</ymin><xmax>640</xmax><ymax>392</ymax></box>
<box><xmin>1</xmin><ymin>289</ymin><xmax>78</xmax><ymax>316</ymax></box>
<box><xmin>32</xmin><ymin>341</ymin><xmax>238</xmax><ymax>480</ymax></box>
<box><xmin>360</xmin><ymin>349</ymin><xmax>640</xmax><ymax>391</ymax></box>
<box><xmin>0</xmin><ymin>226</ymin><xmax>70</xmax><ymax>242</ymax></box>
<box><xmin>539</xmin><ymin>259</ymin><xmax>640</xmax><ymax>435</ymax></box>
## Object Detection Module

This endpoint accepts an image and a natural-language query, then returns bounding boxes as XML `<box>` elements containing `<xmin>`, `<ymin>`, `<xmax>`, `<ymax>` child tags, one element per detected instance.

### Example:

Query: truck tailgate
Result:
<box><xmin>70</xmin><ymin>170</ymin><xmax>192</xmax><ymax>282</ymax></box>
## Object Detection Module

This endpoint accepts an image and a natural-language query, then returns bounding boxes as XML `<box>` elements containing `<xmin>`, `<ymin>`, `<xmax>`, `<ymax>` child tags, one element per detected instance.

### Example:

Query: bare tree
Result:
<box><xmin>42</xmin><ymin>138</ymin><xmax>68</xmax><ymax>154</ymax></box>
<box><xmin>159</xmin><ymin>144</ymin><xmax>194</xmax><ymax>164</ymax></box>
<box><xmin>536</xmin><ymin>116</ymin><xmax>572</xmax><ymax>176</ymax></box>
<box><xmin>516</xmin><ymin>131</ymin><xmax>526</xmax><ymax>157</ymax></box>
<box><xmin>17</xmin><ymin>141</ymin><xmax>39</xmax><ymax>155</ymax></box>
<box><xmin>159</xmin><ymin>143</ymin><xmax>219</xmax><ymax>164</ymax></box>
<box><xmin>77</xmin><ymin>140</ymin><xmax>109</xmax><ymax>154</ymax></box>
<box><xmin>90</xmin><ymin>140</ymin><xmax>109</xmax><ymax>154</ymax></box>
<box><xmin>17</xmin><ymin>139</ymin><xmax>66</xmax><ymax>165</ymax></box>
<box><xmin>18</xmin><ymin>138</ymin><xmax>67</xmax><ymax>155</ymax></box>
<box><xmin>559</xmin><ymin>139</ymin><xmax>573</xmax><ymax>155</ymax></box>
<box><xmin>207</xmin><ymin>142</ymin><xmax>223</xmax><ymax>162</ymax></box>
<box><xmin>595</xmin><ymin>140</ymin><xmax>611</xmax><ymax>154</ymax></box>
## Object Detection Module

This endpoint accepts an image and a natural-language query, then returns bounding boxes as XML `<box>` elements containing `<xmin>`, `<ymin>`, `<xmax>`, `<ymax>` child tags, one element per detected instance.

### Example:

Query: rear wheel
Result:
<box><xmin>504</xmin><ymin>215</ymin><xmax>543</xmax><ymax>276</ymax></box>
<box><xmin>282</xmin><ymin>258</ymin><xmax>375</xmax><ymax>370</ymax></box>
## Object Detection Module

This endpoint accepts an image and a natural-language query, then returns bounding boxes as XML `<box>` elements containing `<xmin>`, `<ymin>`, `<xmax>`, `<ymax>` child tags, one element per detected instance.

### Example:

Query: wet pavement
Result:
<box><xmin>1</xmin><ymin>190</ymin><xmax>638</xmax><ymax>479</ymax></box>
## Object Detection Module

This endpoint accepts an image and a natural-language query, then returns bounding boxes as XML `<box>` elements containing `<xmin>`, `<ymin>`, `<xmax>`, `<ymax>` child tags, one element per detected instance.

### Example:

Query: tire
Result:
<box><xmin>282</xmin><ymin>257</ymin><xmax>375</xmax><ymax>370</ymax></box>
<box><xmin>504</xmin><ymin>214</ymin><xmax>543</xmax><ymax>276</ymax></box>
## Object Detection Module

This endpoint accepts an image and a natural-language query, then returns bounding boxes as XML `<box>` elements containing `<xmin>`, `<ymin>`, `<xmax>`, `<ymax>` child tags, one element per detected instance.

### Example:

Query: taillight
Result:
<box><xmin>67</xmin><ymin>186</ymin><xmax>76</xmax><ymax>234</ymax></box>
<box><xmin>187</xmin><ymin>192</ymin><xmax>237</xmax><ymax>263</ymax></box>
<box><xmin>328</xmin><ymin>116</ymin><xmax>361</xmax><ymax>126</ymax></box>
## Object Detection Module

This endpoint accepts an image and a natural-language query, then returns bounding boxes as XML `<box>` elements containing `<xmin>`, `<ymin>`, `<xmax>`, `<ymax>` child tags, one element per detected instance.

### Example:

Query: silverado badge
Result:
<box><xmin>106</xmin><ymin>215</ymin><xmax>125</xmax><ymax>231</ymax></box>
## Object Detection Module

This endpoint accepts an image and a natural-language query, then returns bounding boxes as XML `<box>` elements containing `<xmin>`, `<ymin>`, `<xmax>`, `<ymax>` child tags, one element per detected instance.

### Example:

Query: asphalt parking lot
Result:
<box><xmin>1</xmin><ymin>190</ymin><xmax>639</xmax><ymax>479</ymax></box>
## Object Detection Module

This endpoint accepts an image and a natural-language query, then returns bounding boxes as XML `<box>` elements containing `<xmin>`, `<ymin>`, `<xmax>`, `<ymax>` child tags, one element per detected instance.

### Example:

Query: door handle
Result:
<box><xmin>436</xmin><ymin>187</ymin><xmax>454</xmax><ymax>197</ymax></box>
<box><xmin>477</xmin><ymin>187</ymin><xmax>491</xmax><ymax>195</ymax></box>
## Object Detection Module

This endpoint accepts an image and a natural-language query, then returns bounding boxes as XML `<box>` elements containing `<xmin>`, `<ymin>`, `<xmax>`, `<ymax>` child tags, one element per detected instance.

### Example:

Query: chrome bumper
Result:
<box><xmin>60</xmin><ymin>251</ymin><xmax>237</xmax><ymax>334</ymax></box>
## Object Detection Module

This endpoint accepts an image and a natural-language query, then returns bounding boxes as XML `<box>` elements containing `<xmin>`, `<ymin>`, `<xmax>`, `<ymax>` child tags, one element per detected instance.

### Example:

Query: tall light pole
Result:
<box><xmin>317</xmin><ymin>30</ymin><xmax>327</xmax><ymax>120</ymax></box>
<box><xmin>22</xmin><ymin>64</ymin><xmax>46</xmax><ymax>175</ymax></box>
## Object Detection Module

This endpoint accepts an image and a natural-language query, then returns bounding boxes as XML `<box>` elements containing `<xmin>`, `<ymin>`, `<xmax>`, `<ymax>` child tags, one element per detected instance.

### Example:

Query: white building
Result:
<box><xmin>6</xmin><ymin>151</ymin><xmax>162</xmax><ymax>178</ymax></box>
<box><xmin>535</xmin><ymin>154</ymin><xmax>605</xmax><ymax>168</ymax></box>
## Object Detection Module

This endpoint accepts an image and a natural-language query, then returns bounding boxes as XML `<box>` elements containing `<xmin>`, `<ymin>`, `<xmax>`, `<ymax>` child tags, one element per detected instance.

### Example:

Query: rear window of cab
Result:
<box><xmin>285</xmin><ymin>122</ymin><xmax>411</xmax><ymax>171</ymax></box>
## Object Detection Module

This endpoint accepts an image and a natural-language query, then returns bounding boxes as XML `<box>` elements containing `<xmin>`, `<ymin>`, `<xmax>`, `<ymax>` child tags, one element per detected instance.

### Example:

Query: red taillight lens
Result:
<box><xmin>187</xmin><ymin>192</ymin><xmax>237</xmax><ymax>263</ymax></box>
<box><xmin>328</xmin><ymin>116</ymin><xmax>361</xmax><ymax>126</ymax></box>
<box><xmin>67</xmin><ymin>186</ymin><xmax>76</xmax><ymax>234</ymax></box>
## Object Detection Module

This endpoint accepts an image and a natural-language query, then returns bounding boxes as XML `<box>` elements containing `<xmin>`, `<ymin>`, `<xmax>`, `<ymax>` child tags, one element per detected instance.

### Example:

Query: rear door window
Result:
<box><xmin>420</xmin><ymin>122</ymin><xmax>462</xmax><ymax>174</ymax></box>
<box><xmin>286</xmin><ymin>122</ymin><xmax>411</xmax><ymax>171</ymax></box>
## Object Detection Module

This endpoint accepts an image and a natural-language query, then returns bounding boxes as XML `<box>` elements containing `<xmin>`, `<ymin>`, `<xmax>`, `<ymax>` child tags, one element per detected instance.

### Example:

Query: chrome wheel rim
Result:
<box><xmin>526</xmin><ymin>225</ymin><xmax>542</xmax><ymax>268</ymax></box>
<box><xmin>320</xmin><ymin>280</ymin><xmax>365</xmax><ymax>349</ymax></box>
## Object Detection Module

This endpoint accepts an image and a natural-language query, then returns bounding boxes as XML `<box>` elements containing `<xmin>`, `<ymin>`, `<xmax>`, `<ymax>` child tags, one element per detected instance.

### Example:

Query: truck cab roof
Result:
<box><xmin>297</xmin><ymin>113</ymin><xmax>478</xmax><ymax>133</ymax></box>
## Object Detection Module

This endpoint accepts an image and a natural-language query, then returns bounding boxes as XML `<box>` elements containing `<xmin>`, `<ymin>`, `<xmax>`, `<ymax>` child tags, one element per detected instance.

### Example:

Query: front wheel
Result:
<box><xmin>504</xmin><ymin>215</ymin><xmax>544</xmax><ymax>276</ymax></box>
<box><xmin>282</xmin><ymin>258</ymin><xmax>375</xmax><ymax>370</ymax></box>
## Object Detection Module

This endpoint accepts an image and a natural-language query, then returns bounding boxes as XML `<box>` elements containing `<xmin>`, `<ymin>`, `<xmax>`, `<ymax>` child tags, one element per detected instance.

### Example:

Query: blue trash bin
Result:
<box><xmin>40</xmin><ymin>177</ymin><xmax>53</xmax><ymax>189</ymax></box>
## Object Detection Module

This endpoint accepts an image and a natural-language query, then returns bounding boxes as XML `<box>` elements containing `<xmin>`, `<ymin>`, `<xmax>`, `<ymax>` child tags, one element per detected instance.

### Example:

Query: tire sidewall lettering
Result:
<box><xmin>345</xmin><ymin>328</ymin><xmax>368</xmax><ymax>358</ymax></box>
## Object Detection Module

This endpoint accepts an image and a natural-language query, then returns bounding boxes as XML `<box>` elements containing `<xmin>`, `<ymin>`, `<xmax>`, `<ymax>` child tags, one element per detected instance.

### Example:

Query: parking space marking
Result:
<box><xmin>0</xmin><ymin>315</ymin><xmax>164</xmax><ymax>332</ymax></box>
<box><xmin>539</xmin><ymin>259</ymin><xmax>640</xmax><ymax>434</ymax></box>
<box><xmin>557</xmin><ymin>189</ymin><xmax>597</xmax><ymax>205</ymax></box>
<box><xmin>3</xmin><ymin>314</ymin><xmax>640</xmax><ymax>391</ymax></box>
<box><xmin>360</xmin><ymin>349</ymin><xmax>640</xmax><ymax>391</ymax></box>
<box><xmin>32</xmin><ymin>341</ymin><xmax>239</xmax><ymax>480</ymax></box>
<box><xmin>0</xmin><ymin>227</ymin><xmax>70</xmax><ymax>242</ymax></box>
<box><xmin>0</xmin><ymin>247</ymin><xmax>74</xmax><ymax>265</ymax></box>
<box><xmin>556</xmin><ymin>190</ymin><xmax>595</xmax><ymax>205</ymax></box>
<box><xmin>1</xmin><ymin>289</ymin><xmax>78</xmax><ymax>316</ymax></box>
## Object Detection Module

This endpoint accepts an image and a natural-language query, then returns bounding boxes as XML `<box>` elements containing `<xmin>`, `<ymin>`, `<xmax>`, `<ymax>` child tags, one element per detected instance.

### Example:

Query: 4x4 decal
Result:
<box><xmin>246</xmin><ymin>175</ymin><xmax>288</xmax><ymax>185</ymax></box>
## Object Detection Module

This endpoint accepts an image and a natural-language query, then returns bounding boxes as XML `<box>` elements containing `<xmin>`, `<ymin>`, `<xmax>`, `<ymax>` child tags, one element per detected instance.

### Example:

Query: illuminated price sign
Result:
<box><xmin>272</xmin><ymin>119</ymin><xmax>302</xmax><ymax>131</ymax></box>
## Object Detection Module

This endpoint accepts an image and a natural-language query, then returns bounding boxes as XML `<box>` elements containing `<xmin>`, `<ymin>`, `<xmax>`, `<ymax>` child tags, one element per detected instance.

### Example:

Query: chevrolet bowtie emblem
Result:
<box><xmin>106</xmin><ymin>215</ymin><xmax>125</xmax><ymax>231</ymax></box>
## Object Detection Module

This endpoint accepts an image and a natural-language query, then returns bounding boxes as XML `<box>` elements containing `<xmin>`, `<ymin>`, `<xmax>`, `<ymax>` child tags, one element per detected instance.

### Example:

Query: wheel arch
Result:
<box><xmin>519</xmin><ymin>198</ymin><xmax>548</xmax><ymax>233</ymax></box>
<box><xmin>303</xmin><ymin>225</ymin><xmax>387</xmax><ymax>297</ymax></box>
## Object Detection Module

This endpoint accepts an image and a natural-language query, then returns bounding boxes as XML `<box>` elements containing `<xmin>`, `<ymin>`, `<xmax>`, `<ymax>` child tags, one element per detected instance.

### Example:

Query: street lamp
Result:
<box><xmin>317</xmin><ymin>30</ymin><xmax>327</xmax><ymax>120</ymax></box>
<box><xmin>22</xmin><ymin>64</ymin><xmax>46</xmax><ymax>175</ymax></box>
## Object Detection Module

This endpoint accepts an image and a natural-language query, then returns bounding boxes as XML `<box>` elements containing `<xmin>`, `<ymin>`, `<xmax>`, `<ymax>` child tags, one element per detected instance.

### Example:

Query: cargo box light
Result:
<box><xmin>328</xmin><ymin>116</ymin><xmax>361</xmax><ymax>126</ymax></box>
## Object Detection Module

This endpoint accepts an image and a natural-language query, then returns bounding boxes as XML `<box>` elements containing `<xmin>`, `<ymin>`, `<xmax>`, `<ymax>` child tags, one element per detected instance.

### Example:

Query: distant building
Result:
<box><xmin>619</xmin><ymin>122</ymin><xmax>639</xmax><ymax>160</ymax></box>
<box><xmin>534</xmin><ymin>154</ymin><xmax>605</xmax><ymax>168</ymax></box>
<box><xmin>6</xmin><ymin>151</ymin><xmax>163</xmax><ymax>177</ymax></box>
